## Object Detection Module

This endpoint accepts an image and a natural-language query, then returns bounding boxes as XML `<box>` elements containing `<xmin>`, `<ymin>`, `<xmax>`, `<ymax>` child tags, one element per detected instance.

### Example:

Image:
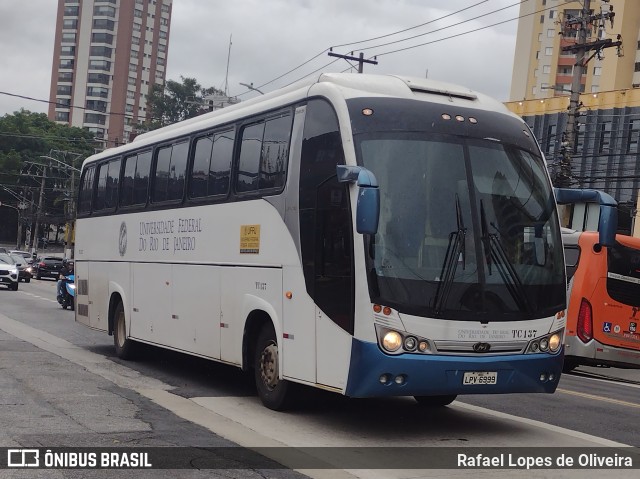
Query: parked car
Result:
<box><xmin>33</xmin><ymin>256</ymin><xmax>64</xmax><ymax>280</ymax></box>
<box><xmin>0</xmin><ymin>253</ymin><xmax>19</xmax><ymax>291</ymax></box>
<box><xmin>9</xmin><ymin>253</ymin><xmax>33</xmax><ymax>282</ymax></box>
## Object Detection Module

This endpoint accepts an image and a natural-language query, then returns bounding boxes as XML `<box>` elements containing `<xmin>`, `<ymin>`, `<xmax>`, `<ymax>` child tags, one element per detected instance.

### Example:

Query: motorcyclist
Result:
<box><xmin>57</xmin><ymin>259</ymin><xmax>74</xmax><ymax>301</ymax></box>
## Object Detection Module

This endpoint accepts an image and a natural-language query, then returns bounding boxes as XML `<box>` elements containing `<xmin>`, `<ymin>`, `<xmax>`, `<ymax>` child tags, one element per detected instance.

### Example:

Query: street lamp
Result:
<box><xmin>240</xmin><ymin>82</ymin><xmax>264</xmax><ymax>95</ymax></box>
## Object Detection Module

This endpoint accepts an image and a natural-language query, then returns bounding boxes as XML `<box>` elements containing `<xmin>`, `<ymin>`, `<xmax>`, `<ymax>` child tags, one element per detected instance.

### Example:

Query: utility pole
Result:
<box><xmin>32</xmin><ymin>165</ymin><xmax>46</xmax><ymax>257</ymax></box>
<box><xmin>66</xmin><ymin>168</ymin><xmax>76</xmax><ymax>259</ymax></box>
<box><xmin>328</xmin><ymin>50</ymin><xmax>378</xmax><ymax>73</ymax></box>
<box><xmin>557</xmin><ymin>0</ymin><xmax>622</xmax><ymax>188</ymax></box>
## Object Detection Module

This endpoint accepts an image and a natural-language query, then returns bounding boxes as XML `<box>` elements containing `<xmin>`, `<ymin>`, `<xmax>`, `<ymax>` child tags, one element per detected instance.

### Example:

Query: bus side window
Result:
<box><xmin>153</xmin><ymin>141</ymin><xmax>188</xmax><ymax>203</ymax></box>
<box><xmin>259</xmin><ymin>115</ymin><xmax>292</xmax><ymax>190</ymax></box>
<box><xmin>564</xmin><ymin>246</ymin><xmax>580</xmax><ymax>281</ymax></box>
<box><xmin>236</xmin><ymin>123</ymin><xmax>265</xmax><ymax>193</ymax></box>
<box><xmin>121</xmin><ymin>151</ymin><xmax>152</xmax><ymax>207</ymax></box>
<box><xmin>189</xmin><ymin>130</ymin><xmax>234</xmax><ymax>199</ymax></box>
<box><xmin>78</xmin><ymin>165</ymin><xmax>96</xmax><ymax>215</ymax></box>
<box><xmin>93</xmin><ymin>158</ymin><xmax>121</xmax><ymax>212</ymax></box>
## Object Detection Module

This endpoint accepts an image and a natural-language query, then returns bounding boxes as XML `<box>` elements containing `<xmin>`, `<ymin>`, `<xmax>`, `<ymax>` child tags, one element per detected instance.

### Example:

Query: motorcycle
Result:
<box><xmin>57</xmin><ymin>274</ymin><xmax>75</xmax><ymax>310</ymax></box>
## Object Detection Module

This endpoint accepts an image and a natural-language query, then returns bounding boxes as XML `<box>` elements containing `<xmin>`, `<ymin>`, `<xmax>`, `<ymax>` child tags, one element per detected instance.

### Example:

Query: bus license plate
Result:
<box><xmin>463</xmin><ymin>371</ymin><xmax>497</xmax><ymax>385</ymax></box>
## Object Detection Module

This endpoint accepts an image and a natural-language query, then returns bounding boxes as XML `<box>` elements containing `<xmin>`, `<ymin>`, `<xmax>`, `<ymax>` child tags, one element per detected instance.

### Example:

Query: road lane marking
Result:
<box><xmin>19</xmin><ymin>291</ymin><xmax>58</xmax><ymax>303</ymax></box>
<box><xmin>568</xmin><ymin>371</ymin><xmax>640</xmax><ymax>390</ymax></box>
<box><xmin>556</xmin><ymin>387</ymin><xmax>640</xmax><ymax>409</ymax></box>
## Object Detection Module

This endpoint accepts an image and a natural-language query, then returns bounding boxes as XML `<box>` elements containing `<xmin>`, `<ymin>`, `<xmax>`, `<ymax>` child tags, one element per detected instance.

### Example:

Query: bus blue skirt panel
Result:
<box><xmin>345</xmin><ymin>338</ymin><xmax>563</xmax><ymax>397</ymax></box>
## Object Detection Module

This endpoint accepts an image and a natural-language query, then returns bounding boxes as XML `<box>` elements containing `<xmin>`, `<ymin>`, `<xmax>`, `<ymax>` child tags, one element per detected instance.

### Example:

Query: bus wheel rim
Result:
<box><xmin>259</xmin><ymin>342</ymin><xmax>279</xmax><ymax>390</ymax></box>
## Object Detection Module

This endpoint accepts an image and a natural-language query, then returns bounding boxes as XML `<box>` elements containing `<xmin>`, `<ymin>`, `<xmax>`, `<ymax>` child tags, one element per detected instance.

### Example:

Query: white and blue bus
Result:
<box><xmin>74</xmin><ymin>73</ymin><xmax>614</xmax><ymax>410</ymax></box>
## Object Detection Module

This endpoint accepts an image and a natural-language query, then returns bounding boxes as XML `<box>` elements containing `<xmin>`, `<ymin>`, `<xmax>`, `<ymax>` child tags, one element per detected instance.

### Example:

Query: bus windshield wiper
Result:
<box><xmin>433</xmin><ymin>194</ymin><xmax>466</xmax><ymax>314</ymax></box>
<box><xmin>488</xmin><ymin>232</ymin><xmax>531</xmax><ymax>312</ymax></box>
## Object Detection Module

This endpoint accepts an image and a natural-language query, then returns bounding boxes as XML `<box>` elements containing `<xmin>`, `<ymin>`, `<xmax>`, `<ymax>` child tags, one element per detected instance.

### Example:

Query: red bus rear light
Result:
<box><xmin>576</xmin><ymin>298</ymin><xmax>593</xmax><ymax>343</ymax></box>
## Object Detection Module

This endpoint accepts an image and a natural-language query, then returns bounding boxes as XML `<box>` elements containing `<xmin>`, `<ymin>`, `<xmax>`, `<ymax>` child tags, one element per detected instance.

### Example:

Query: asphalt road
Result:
<box><xmin>1</xmin><ymin>278</ymin><xmax>639</xmax><ymax>479</ymax></box>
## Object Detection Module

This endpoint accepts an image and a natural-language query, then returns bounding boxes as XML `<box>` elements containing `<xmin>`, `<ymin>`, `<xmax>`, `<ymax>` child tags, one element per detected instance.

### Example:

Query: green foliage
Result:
<box><xmin>0</xmin><ymin>110</ymin><xmax>98</xmax><ymax>231</ymax></box>
<box><xmin>141</xmin><ymin>76</ymin><xmax>225</xmax><ymax>132</ymax></box>
<box><xmin>0</xmin><ymin>110</ymin><xmax>96</xmax><ymax>186</ymax></box>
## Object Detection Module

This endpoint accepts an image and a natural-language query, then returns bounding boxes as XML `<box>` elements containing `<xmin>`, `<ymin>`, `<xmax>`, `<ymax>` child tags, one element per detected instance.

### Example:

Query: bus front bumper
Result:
<box><xmin>345</xmin><ymin>339</ymin><xmax>563</xmax><ymax>398</ymax></box>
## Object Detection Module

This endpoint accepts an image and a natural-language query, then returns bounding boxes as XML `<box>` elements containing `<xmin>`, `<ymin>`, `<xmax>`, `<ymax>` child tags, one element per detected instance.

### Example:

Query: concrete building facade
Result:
<box><xmin>510</xmin><ymin>0</ymin><xmax>640</xmax><ymax>102</ymax></box>
<box><xmin>48</xmin><ymin>0</ymin><xmax>172</xmax><ymax>149</ymax></box>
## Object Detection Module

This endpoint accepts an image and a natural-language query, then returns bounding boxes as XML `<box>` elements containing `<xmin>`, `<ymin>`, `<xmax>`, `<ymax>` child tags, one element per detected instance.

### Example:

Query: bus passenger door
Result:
<box><xmin>298</xmin><ymin>98</ymin><xmax>355</xmax><ymax>390</ymax></box>
<box><xmin>313</xmin><ymin>179</ymin><xmax>354</xmax><ymax>390</ymax></box>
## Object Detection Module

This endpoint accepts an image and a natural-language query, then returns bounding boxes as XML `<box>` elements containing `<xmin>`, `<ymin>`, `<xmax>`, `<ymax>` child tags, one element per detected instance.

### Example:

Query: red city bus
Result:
<box><xmin>562</xmin><ymin>229</ymin><xmax>640</xmax><ymax>371</ymax></box>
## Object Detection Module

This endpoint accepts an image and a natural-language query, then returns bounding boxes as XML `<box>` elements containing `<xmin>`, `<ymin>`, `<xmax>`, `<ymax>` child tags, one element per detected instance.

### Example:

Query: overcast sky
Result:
<box><xmin>0</xmin><ymin>0</ymin><xmax>522</xmax><ymax>117</ymax></box>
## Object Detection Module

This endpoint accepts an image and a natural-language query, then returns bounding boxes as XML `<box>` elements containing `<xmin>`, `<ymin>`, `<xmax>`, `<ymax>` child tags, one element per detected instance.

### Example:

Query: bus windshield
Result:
<box><xmin>357</xmin><ymin>131</ymin><xmax>565</xmax><ymax>321</ymax></box>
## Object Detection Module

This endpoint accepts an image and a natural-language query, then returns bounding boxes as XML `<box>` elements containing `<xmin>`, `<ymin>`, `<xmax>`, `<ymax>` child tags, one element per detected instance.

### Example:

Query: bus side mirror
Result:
<box><xmin>554</xmin><ymin>187</ymin><xmax>618</xmax><ymax>248</ymax></box>
<box><xmin>598</xmin><ymin>205</ymin><xmax>617</xmax><ymax>247</ymax></box>
<box><xmin>337</xmin><ymin>165</ymin><xmax>380</xmax><ymax>235</ymax></box>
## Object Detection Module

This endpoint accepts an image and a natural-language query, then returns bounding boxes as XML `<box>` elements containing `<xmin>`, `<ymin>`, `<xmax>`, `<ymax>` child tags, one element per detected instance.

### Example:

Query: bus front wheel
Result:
<box><xmin>414</xmin><ymin>395</ymin><xmax>457</xmax><ymax>407</ymax></box>
<box><xmin>254</xmin><ymin>324</ymin><xmax>294</xmax><ymax>411</ymax></box>
<box><xmin>113</xmin><ymin>301</ymin><xmax>136</xmax><ymax>360</ymax></box>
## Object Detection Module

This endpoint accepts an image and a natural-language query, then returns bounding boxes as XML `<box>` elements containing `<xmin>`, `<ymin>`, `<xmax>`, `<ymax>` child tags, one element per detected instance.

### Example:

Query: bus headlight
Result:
<box><xmin>526</xmin><ymin>329</ymin><xmax>564</xmax><ymax>354</ymax></box>
<box><xmin>548</xmin><ymin>333</ymin><xmax>561</xmax><ymax>352</ymax></box>
<box><xmin>403</xmin><ymin>336</ymin><xmax>418</xmax><ymax>351</ymax></box>
<box><xmin>375</xmin><ymin>325</ymin><xmax>432</xmax><ymax>355</ymax></box>
<box><xmin>382</xmin><ymin>331</ymin><xmax>402</xmax><ymax>352</ymax></box>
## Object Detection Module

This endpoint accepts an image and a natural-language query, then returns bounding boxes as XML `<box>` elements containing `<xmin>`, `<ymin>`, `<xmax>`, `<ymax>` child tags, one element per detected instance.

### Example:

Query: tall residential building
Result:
<box><xmin>510</xmin><ymin>0</ymin><xmax>640</xmax><ymax>101</ymax></box>
<box><xmin>48</xmin><ymin>0</ymin><xmax>173</xmax><ymax>148</ymax></box>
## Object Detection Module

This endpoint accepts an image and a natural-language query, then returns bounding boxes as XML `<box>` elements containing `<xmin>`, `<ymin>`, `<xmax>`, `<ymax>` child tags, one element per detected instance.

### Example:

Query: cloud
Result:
<box><xmin>0</xmin><ymin>0</ymin><xmax>518</xmax><ymax>116</ymax></box>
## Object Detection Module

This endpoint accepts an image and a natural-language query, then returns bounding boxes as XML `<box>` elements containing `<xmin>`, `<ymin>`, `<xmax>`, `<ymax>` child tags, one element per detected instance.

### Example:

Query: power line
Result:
<box><xmin>330</xmin><ymin>0</ymin><xmax>491</xmax><ymax>50</ymax></box>
<box><xmin>251</xmin><ymin>1</ymin><xmax>544</xmax><ymax>94</ymax></box>
<box><xmin>372</xmin><ymin>1</ymin><xmax>579</xmax><ymax>58</ymax></box>
<box><xmin>0</xmin><ymin>90</ymin><xmax>137</xmax><ymax>119</ymax></box>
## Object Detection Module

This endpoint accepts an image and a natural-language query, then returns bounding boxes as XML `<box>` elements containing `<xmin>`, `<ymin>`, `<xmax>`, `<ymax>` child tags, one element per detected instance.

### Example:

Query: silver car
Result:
<box><xmin>0</xmin><ymin>253</ymin><xmax>19</xmax><ymax>291</ymax></box>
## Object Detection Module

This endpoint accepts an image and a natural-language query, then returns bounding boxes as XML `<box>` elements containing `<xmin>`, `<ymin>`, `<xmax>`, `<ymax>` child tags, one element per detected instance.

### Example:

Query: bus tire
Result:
<box><xmin>254</xmin><ymin>324</ymin><xmax>294</xmax><ymax>411</ymax></box>
<box><xmin>414</xmin><ymin>394</ymin><xmax>457</xmax><ymax>407</ymax></box>
<box><xmin>113</xmin><ymin>301</ymin><xmax>136</xmax><ymax>360</ymax></box>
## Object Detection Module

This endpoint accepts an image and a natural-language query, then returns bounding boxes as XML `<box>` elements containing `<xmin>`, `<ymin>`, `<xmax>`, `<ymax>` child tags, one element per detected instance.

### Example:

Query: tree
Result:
<box><xmin>0</xmin><ymin>110</ymin><xmax>97</xmax><ymax>244</ymax></box>
<box><xmin>0</xmin><ymin>110</ymin><xmax>96</xmax><ymax>179</ymax></box>
<box><xmin>143</xmin><ymin>76</ymin><xmax>225</xmax><ymax>131</ymax></box>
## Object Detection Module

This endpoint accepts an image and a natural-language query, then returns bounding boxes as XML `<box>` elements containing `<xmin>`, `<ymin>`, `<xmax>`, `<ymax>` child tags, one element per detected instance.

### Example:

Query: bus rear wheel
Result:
<box><xmin>414</xmin><ymin>395</ymin><xmax>457</xmax><ymax>407</ymax></box>
<box><xmin>254</xmin><ymin>324</ymin><xmax>294</xmax><ymax>411</ymax></box>
<box><xmin>113</xmin><ymin>301</ymin><xmax>136</xmax><ymax>359</ymax></box>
